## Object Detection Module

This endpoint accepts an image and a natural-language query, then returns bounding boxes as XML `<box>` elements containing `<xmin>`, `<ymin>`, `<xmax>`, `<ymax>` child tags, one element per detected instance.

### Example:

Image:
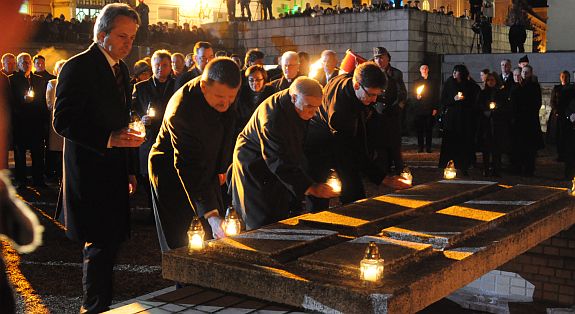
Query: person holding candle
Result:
<box><xmin>438</xmin><ymin>64</ymin><xmax>480</xmax><ymax>175</ymax></box>
<box><xmin>53</xmin><ymin>4</ymin><xmax>144</xmax><ymax>312</ymax></box>
<box><xmin>305</xmin><ymin>62</ymin><xmax>411</xmax><ymax>211</ymax></box>
<box><xmin>509</xmin><ymin>65</ymin><xmax>543</xmax><ymax>177</ymax></box>
<box><xmin>475</xmin><ymin>72</ymin><xmax>510</xmax><ymax>177</ymax></box>
<box><xmin>412</xmin><ymin>63</ymin><xmax>438</xmax><ymax>153</ymax></box>
<box><xmin>8</xmin><ymin>53</ymin><xmax>49</xmax><ymax>188</ymax></box>
<box><xmin>149</xmin><ymin>58</ymin><xmax>241</xmax><ymax>251</ymax></box>
<box><xmin>132</xmin><ymin>49</ymin><xmax>174</xmax><ymax>213</ymax></box>
<box><xmin>230</xmin><ymin>77</ymin><xmax>339</xmax><ymax>230</ymax></box>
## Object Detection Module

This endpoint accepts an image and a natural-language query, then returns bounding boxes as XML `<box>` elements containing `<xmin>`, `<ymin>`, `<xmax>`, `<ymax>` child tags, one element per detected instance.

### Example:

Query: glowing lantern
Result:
<box><xmin>326</xmin><ymin>169</ymin><xmax>342</xmax><ymax>193</ymax></box>
<box><xmin>570</xmin><ymin>178</ymin><xmax>575</xmax><ymax>196</ymax></box>
<box><xmin>360</xmin><ymin>241</ymin><xmax>384</xmax><ymax>283</ymax></box>
<box><xmin>187</xmin><ymin>217</ymin><xmax>205</xmax><ymax>251</ymax></box>
<box><xmin>26</xmin><ymin>87</ymin><xmax>34</xmax><ymax>99</ymax></box>
<box><xmin>444</xmin><ymin>160</ymin><xmax>456</xmax><ymax>180</ymax></box>
<box><xmin>400</xmin><ymin>167</ymin><xmax>413</xmax><ymax>185</ymax></box>
<box><xmin>223</xmin><ymin>206</ymin><xmax>241</xmax><ymax>236</ymax></box>
<box><xmin>489</xmin><ymin>102</ymin><xmax>496</xmax><ymax>110</ymax></box>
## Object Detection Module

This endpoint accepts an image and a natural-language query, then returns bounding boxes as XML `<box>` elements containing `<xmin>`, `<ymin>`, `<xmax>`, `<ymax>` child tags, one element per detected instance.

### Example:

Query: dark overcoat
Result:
<box><xmin>231</xmin><ymin>90</ymin><xmax>314</xmax><ymax>230</ymax></box>
<box><xmin>149</xmin><ymin>77</ymin><xmax>236</xmax><ymax>250</ymax></box>
<box><xmin>131</xmin><ymin>76</ymin><xmax>175</xmax><ymax>175</ymax></box>
<box><xmin>53</xmin><ymin>43</ymin><xmax>134</xmax><ymax>244</ymax></box>
<box><xmin>9</xmin><ymin>71</ymin><xmax>49</xmax><ymax>143</ymax></box>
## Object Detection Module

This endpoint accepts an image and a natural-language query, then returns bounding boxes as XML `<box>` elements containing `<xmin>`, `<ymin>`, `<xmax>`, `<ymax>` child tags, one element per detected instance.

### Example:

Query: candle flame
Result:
<box><xmin>416</xmin><ymin>85</ymin><xmax>424</xmax><ymax>96</ymax></box>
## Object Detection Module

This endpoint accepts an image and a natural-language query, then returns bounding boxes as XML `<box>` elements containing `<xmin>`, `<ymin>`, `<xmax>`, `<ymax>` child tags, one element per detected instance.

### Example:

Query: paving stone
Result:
<box><xmin>298</xmin><ymin>236</ymin><xmax>433</xmax><ymax>278</ymax></box>
<box><xmin>298</xmin><ymin>180</ymin><xmax>498</xmax><ymax>236</ymax></box>
<box><xmin>215</xmin><ymin>299</ymin><xmax>268</xmax><ymax>314</ymax></box>
<box><xmin>383</xmin><ymin>185</ymin><xmax>565</xmax><ymax>249</ymax></box>
<box><xmin>176</xmin><ymin>291</ymin><xmax>225</xmax><ymax>307</ymax></box>
<box><xmin>151</xmin><ymin>286</ymin><xmax>204</xmax><ymax>303</ymax></box>
<box><xmin>206</xmin><ymin>223</ymin><xmax>340</xmax><ymax>265</ymax></box>
<box><xmin>193</xmin><ymin>295</ymin><xmax>245</xmax><ymax>313</ymax></box>
<box><xmin>105</xmin><ymin>302</ymin><xmax>155</xmax><ymax>314</ymax></box>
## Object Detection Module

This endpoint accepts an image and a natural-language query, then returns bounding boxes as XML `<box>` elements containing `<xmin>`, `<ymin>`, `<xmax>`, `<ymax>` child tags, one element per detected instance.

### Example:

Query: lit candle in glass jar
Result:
<box><xmin>399</xmin><ymin>166</ymin><xmax>412</xmax><ymax>185</ymax></box>
<box><xmin>457</xmin><ymin>92</ymin><xmax>463</xmax><ymax>99</ymax></box>
<box><xmin>147</xmin><ymin>107</ymin><xmax>156</xmax><ymax>117</ymax></box>
<box><xmin>326</xmin><ymin>169</ymin><xmax>342</xmax><ymax>193</ymax></box>
<box><xmin>416</xmin><ymin>85</ymin><xmax>425</xmax><ymax>98</ymax></box>
<box><xmin>223</xmin><ymin>206</ymin><xmax>241</xmax><ymax>236</ymax></box>
<box><xmin>444</xmin><ymin>160</ymin><xmax>457</xmax><ymax>179</ymax></box>
<box><xmin>187</xmin><ymin>217</ymin><xmax>205</xmax><ymax>251</ymax></box>
<box><xmin>360</xmin><ymin>241</ymin><xmax>384</xmax><ymax>283</ymax></box>
<box><xmin>489</xmin><ymin>102</ymin><xmax>496</xmax><ymax>110</ymax></box>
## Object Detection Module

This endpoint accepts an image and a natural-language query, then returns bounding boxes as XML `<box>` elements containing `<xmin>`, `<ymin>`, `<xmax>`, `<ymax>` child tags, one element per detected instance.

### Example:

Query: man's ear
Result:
<box><xmin>291</xmin><ymin>93</ymin><xmax>298</xmax><ymax>104</ymax></box>
<box><xmin>96</xmin><ymin>31</ymin><xmax>106</xmax><ymax>44</ymax></box>
<box><xmin>353</xmin><ymin>81</ymin><xmax>360</xmax><ymax>91</ymax></box>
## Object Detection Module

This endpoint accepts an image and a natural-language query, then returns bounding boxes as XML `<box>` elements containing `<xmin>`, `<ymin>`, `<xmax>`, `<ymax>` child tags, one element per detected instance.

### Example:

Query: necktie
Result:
<box><xmin>113</xmin><ymin>63</ymin><xmax>125</xmax><ymax>97</ymax></box>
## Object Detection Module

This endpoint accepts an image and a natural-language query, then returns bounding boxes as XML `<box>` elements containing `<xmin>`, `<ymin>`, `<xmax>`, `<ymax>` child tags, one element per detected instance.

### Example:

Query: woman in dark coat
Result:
<box><xmin>438</xmin><ymin>64</ymin><xmax>480</xmax><ymax>174</ymax></box>
<box><xmin>509</xmin><ymin>65</ymin><xmax>543</xmax><ymax>176</ymax></box>
<box><xmin>475</xmin><ymin>72</ymin><xmax>511</xmax><ymax>176</ymax></box>
<box><xmin>235</xmin><ymin>65</ymin><xmax>275</xmax><ymax>137</ymax></box>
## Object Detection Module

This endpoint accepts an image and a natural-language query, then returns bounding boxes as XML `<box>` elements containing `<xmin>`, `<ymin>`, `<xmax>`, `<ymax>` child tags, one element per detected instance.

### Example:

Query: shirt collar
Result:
<box><xmin>96</xmin><ymin>44</ymin><xmax>119</xmax><ymax>72</ymax></box>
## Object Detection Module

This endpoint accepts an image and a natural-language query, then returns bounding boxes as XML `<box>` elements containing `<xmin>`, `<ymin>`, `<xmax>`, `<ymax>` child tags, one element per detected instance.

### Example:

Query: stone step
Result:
<box><xmin>206</xmin><ymin>222</ymin><xmax>341</xmax><ymax>266</ymax></box>
<box><xmin>298</xmin><ymin>179</ymin><xmax>499</xmax><ymax>236</ymax></box>
<box><xmin>297</xmin><ymin>235</ymin><xmax>433</xmax><ymax>280</ymax></box>
<box><xmin>382</xmin><ymin>185</ymin><xmax>566</xmax><ymax>250</ymax></box>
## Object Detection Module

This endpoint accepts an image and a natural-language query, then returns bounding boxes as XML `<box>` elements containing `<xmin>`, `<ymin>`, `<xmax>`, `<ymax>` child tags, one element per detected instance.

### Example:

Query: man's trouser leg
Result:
<box><xmin>81</xmin><ymin>242</ymin><xmax>120</xmax><ymax>314</ymax></box>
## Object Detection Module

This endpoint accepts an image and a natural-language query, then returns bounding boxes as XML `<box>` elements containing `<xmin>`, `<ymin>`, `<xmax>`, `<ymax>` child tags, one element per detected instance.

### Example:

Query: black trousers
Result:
<box><xmin>227</xmin><ymin>0</ymin><xmax>236</xmax><ymax>21</ymax></box>
<box><xmin>81</xmin><ymin>242</ymin><xmax>120</xmax><ymax>314</ymax></box>
<box><xmin>239</xmin><ymin>1</ymin><xmax>251</xmax><ymax>19</ymax></box>
<box><xmin>510</xmin><ymin>42</ymin><xmax>525</xmax><ymax>53</ymax></box>
<box><xmin>415</xmin><ymin>115</ymin><xmax>434</xmax><ymax>151</ymax></box>
<box><xmin>262</xmin><ymin>1</ymin><xmax>273</xmax><ymax>20</ymax></box>
<box><xmin>13</xmin><ymin>138</ymin><xmax>45</xmax><ymax>184</ymax></box>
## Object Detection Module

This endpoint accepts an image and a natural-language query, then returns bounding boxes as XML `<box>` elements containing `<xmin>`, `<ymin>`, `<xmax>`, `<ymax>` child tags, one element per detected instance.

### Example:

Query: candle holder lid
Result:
<box><xmin>364</xmin><ymin>241</ymin><xmax>380</xmax><ymax>260</ymax></box>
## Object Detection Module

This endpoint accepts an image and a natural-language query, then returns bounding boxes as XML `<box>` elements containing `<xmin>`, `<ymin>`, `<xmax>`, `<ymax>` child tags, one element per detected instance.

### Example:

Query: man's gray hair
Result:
<box><xmin>281</xmin><ymin>51</ymin><xmax>299</xmax><ymax>66</ymax></box>
<box><xmin>16</xmin><ymin>52</ymin><xmax>31</xmax><ymax>63</ymax></box>
<box><xmin>320</xmin><ymin>50</ymin><xmax>336</xmax><ymax>59</ymax></box>
<box><xmin>289</xmin><ymin>76</ymin><xmax>323</xmax><ymax>98</ymax></box>
<box><xmin>152</xmin><ymin>49</ymin><xmax>172</xmax><ymax>62</ymax></box>
<box><xmin>93</xmin><ymin>3</ymin><xmax>140</xmax><ymax>41</ymax></box>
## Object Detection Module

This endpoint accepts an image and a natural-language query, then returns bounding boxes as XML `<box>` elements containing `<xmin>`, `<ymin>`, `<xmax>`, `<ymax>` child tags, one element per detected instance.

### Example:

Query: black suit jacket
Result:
<box><xmin>231</xmin><ymin>90</ymin><xmax>314</xmax><ymax>230</ymax></box>
<box><xmin>149</xmin><ymin>77</ymin><xmax>236</xmax><ymax>249</ymax></box>
<box><xmin>8</xmin><ymin>72</ymin><xmax>48</xmax><ymax>142</ymax></box>
<box><xmin>53</xmin><ymin>43</ymin><xmax>134</xmax><ymax>244</ymax></box>
<box><xmin>174</xmin><ymin>66</ymin><xmax>202</xmax><ymax>91</ymax></box>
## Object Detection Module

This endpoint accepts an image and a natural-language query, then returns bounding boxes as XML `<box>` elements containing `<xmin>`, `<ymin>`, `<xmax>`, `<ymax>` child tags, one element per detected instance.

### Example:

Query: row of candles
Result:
<box><xmin>186</xmin><ymin>160</ymin><xmax>573</xmax><ymax>284</ymax></box>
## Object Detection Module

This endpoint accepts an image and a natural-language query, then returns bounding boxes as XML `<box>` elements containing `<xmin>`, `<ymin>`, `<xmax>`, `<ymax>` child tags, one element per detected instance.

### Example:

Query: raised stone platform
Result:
<box><xmin>162</xmin><ymin>181</ymin><xmax>575</xmax><ymax>313</ymax></box>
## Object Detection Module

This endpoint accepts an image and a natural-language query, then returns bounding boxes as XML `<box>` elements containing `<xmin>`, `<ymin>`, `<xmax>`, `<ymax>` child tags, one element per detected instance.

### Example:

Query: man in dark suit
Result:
<box><xmin>305</xmin><ymin>62</ymin><xmax>410</xmax><ymax>211</ymax></box>
<box><xmin>132</xmin><ymin>49</ymin><xmax>174</xmax><ymax>210</ymax></box>
<box><xmin>174</xmin><ymin>41</ymin><xmax>214</xmax><ymax>91</ymax></box>
<box><xmin>263</xmin><ymin>51</ymin><xmax>300</xmax><ymax>100</ymax></box>
<box><xmin>149</xmin><ymin>58</ymin><xmax>241</xmax><ymax>252</ymax></box>
<box><xmin>499</xmin><ymin>59</ymin><xmax>514</xmax><ymax>95</ymax></box>
<box><xmin>53</xmin><ymin>4</ymin><xmax>143</xmax><ymax>313</ymax></box>
<box><xmin>32</xmin><ymin>54</ymin><xmax>56</xmax><ymax>81</ymax></box>
<box><xmin>9</xmin><ymin>53</ymin><xmax>49</xmax><ymax>187</ymax></box>
<box><xmin>313</xmin><ymin>50</ymin><xmax>339</xmax><ymax>87</ymax></box>
<box><xmin>230</xmin><ymin>77</ymin><xmax>338</xmax><ymax>230</ymax></box>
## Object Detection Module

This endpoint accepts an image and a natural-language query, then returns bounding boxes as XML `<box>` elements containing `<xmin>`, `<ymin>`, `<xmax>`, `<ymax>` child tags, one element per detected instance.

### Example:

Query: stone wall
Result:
<box><xmin>200</xmin><ymin>9</ymin><xmax>532</xmax><ymax>90</ymax></box>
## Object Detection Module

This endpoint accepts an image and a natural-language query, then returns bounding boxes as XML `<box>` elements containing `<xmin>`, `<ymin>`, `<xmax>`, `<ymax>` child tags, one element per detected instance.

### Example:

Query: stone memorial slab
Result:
<box><xmin>207</xmin><ymin>222</ymin><xmax>340</xmax><ymax>265</ymax></box>
<box><xmin>297</xmin><ymin>236</ymin><xmax>433</xmax><ymax>278</ymax></box>
<box><xmin>382</xmin><ymin>185</ymin><xmax>565</xmax><ymax>249</ymax></box>
<box><xmin>298</xmin><ymin>180</ymin><xmax>499</xmax><ymax>236</ymax></box>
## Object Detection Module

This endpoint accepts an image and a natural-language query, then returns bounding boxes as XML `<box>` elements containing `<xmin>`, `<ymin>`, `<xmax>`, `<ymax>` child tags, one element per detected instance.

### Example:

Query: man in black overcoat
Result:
<box><xmin>9</xmin><ymin>53</ymin><xmax>49</xmax><ymax>187</ymax></box>
<box><xmin>265</xmin><ymin>51</ymin><xmax>300</xmax><ymax>96</ymax></box>
<box><xmin>53</xmin><ymin>4</ymin><xmax>143</xmax><ymax>313</ymax></box>
<box><xmin>174</xmin><ymin>41</ymin><xmax>214</xmax><ymax>91</ymax></box>
<box><xmin>305</xmin><ymin>62</ymin><xmax>410</xmax><ymax>211</ymax></box>
<box><xmin>149</xmin><ymin>58</ymin><xmax>241</xmax><ymax>252</ymax></box>
<box><xmin>230</xmin><ymin>77</ymin><xmax>338</xmax><ymax>230</ymax></box>
<box><xmin>132</xmin><ymin>49</ymin><xmax>174</xmax><ymax>208</ymax></box>
<box><xmin>499</xmin><ymin>59</ymin><xmax>514</xmax><ymax>95</ymax></box>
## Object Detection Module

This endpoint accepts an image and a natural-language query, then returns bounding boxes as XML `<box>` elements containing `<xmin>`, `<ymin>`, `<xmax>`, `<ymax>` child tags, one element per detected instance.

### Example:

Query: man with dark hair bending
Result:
<box><xmin>149</xmin><ymin>58</ymin><xmax>241</xmax><ymax>252</ymax></box>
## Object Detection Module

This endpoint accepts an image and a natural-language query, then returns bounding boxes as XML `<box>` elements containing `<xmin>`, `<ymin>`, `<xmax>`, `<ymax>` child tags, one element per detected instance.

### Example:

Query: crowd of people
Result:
<box><xmin>2</xmin><ymin>1</ymin><xmax>573</xmax><ymax>313</ymax></box>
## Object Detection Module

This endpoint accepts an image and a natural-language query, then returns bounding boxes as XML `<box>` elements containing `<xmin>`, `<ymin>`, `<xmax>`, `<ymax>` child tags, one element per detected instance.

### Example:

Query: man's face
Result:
<box><xmin>374</xmin><ymin>54</ymin><xmax>390</xmax><ymax>70</ymax></box>
<box><xmin>560</xmin><ymin>73</ymin><xmax>569</xmax><ymax>85</ymax></box>
<box><xmin>194</xmin><ymin>47</ymin><xmax>214</xmax><ymax>72</ymax></box>
<box><xmin>200</xmin><ymin>80</ymin><xmax>240</xmax><ymax>113</ymax></box>
<box><xmin>171</xmin><ymin>55</ymin><xmax>184</xmax><ymax>73</ymax></box>
<box><xmin>480</xmin><ymin>71</ymin><xmax>487</xmax><ymax>83</ymax></box>
<box><xmin>521</xmin><ymin>67</ymin><xmax>532</xmax><ymax>80</ymax></box>
<box><xmin>34</xmin><ymin>58</ymin><xmax>46</xmax><ymax>72</ymax></box>
<box><xmin>152</xmin><ymin>56</ymin><xmax>172</xmax><ymax>81</ymax></box>
<box><xmin>322</xmin><ymin>54</ymin><xmax>337</xmax><ymax>74</ymax></box>
<box><xmin>18</xmin><ymin>55</ymin><xmax>32</xmax><ymax>74</ymax></box>
<box><xmin>293</xmin><ymin>93</ymin><xmax>322</xmax><ymax>120</ymax></box>
<box><xmin>419</xmin><ymin>65</ymin><xmax>429</xmax><ymax>78</ymax></box>
<box><xmin>519</xmin><ymin>61</ymin><xmax>529</xmax><ymax>68</ymax></box>
<box><xmin>2</xmin><ymin>56</ymin><xmax>16</xmax><ymax>74</ymax></box>
<box><xmin>282</xmin><ymin>56</ymin><xmax>299</xmax><ymax>80</ymax></box>
<box><xmin>97</xmin><ymin>15</ymin><xmax>138</xmax><ymax>60</ymax></box>
<box><xmin>501</xmin><ymin>61</ymin><xmax>511</xmax><ymax>74</ymax></box>
<box><xmin>354</xmin><ymin>81</ymin><xmax>383</xmax><ymax>106</ymax></box>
